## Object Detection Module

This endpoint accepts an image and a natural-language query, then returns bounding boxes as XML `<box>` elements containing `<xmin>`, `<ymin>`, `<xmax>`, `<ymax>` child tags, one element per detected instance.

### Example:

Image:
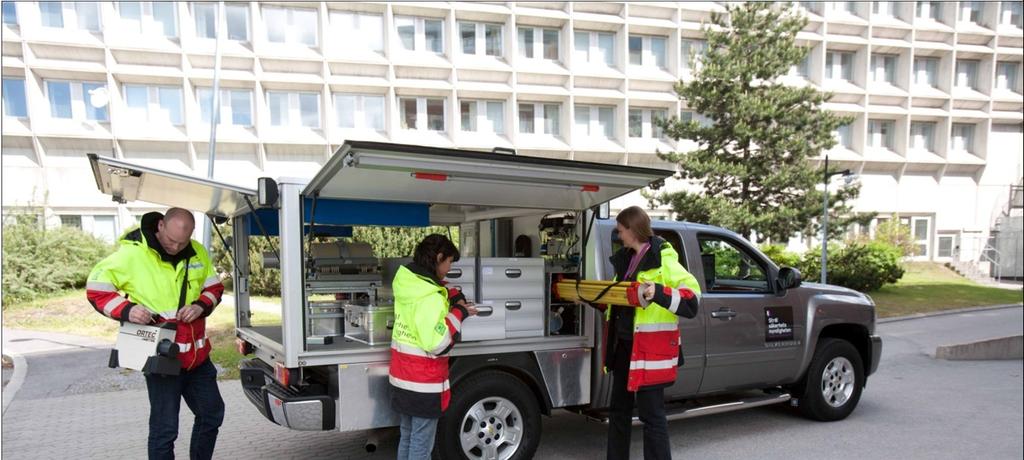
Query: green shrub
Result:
<box><xmin>799</xmin><ymin>241</ymin><xmax>905</xmax><ymax>292</ymax></box>
<box><xmin>2</xmin><ymin>214</ymin><xmax>113</xmax><ymax>305</ymax></box>
<box><xmin>759</xmin><ymin>244</ymin><xmax>801</xmax><ymax>268</ymax></box>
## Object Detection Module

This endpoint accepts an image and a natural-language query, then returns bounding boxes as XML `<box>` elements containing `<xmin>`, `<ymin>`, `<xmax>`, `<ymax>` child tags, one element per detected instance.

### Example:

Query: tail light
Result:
<box><xmin>274</xmin><ymin>362</ymin><xmax>296</xmax><ymax>388</ymax></box>
<box><xmin>236</xmin><ymin>338</ymin><xmax>254</xmax><ymax>355</ymax></box>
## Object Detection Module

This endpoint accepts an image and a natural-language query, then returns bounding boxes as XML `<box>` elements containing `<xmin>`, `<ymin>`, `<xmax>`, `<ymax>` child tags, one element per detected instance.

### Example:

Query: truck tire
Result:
<box><xmin>796</xmin><ymin>338</ymin><xmax>864</xmax><ymax>421</ymax></box>
<box><xmin>435</xmin><ymin>370</ymin><xmax>541</xmax><ymax>460</ymax></box>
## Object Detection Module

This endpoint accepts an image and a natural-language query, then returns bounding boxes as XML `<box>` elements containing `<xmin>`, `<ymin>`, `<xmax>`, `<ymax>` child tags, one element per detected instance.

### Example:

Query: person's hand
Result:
<box><xmin>641</xmin><ymin>282</ymin><xmax>657</xmax><ymax>301</ymax></box>
<box><xmin>129</xmin><ymin>306</ymin><xmax>156</xmax><ymax>325</ymax></box>
<box><xmin>176</xmin><ymin>304</ymin><xmax>203</xmax><ymax>323</ymax></box>
<box><xmin>462</xmin><ymin>302</ymin><xmax>479</xmax><ymax>317</ymax></box>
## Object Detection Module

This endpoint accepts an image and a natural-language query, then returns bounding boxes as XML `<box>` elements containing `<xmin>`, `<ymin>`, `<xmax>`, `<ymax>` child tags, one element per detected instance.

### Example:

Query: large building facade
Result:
<box><xmin>2</xmin><ymin>1</ymin><xmax>1022</xmax><ymax>269</ymax></box>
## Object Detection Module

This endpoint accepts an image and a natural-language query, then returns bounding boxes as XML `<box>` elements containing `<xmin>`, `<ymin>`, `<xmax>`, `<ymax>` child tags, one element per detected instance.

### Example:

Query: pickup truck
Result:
<box><xmin>87</xmin><ymin>140</ymin><xmax>882</xmax><ymax>460</ymax></box>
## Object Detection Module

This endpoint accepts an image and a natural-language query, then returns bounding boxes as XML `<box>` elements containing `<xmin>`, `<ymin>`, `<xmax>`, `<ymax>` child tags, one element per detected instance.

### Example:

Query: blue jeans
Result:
<box><xmin>397</xmin><ymin>413</ymin><xmax>439</xmax><ymax>460</ymax></box>
<box><xmin>144</xmin><ymin>358</ymin><xmax>225</xmax><ymax>460</ymax></box>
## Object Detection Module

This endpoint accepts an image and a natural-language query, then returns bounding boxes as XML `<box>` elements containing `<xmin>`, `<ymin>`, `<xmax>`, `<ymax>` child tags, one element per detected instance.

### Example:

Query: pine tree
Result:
<box><xmin>653</xmin><ymin>2</ymin><xmax>871</xmax><ymax>243</ymax></box>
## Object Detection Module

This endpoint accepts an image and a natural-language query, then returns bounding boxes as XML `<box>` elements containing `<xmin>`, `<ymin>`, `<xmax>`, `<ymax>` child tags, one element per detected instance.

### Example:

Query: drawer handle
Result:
<box><xmin>476</xmin><ymin>305</ymin><xmax>493</xmax><ymax>317</ymax></box>
<box><xmin>505</xmin><ymin>269</ymin><xmax>522</xmax><ymax>278</ymax></box>
<box><xmin>505</xmin><ymin>301</ymin><xmax>522</xmax><ymax>311</ymax></box>
<box><xmin>447</xmin><ymin>268</ymin><xmax>463</xmax><ymax>279</ymax></box>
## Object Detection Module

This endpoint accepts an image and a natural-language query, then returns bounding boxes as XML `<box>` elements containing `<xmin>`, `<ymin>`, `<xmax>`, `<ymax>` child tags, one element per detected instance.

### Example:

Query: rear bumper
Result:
<box><xmin>868</xmin><ymin>335</ymin><xmax>882</xmax><ymax>376</ymax></box>
<box><xmin>240</xmin><ymin>359</ymin><xmax>335</xmax><ymax>431</ymax></box>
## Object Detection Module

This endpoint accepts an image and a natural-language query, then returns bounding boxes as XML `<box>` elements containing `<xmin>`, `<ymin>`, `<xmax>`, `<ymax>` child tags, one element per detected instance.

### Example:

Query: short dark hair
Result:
<box><xmin>616</xmin><ymin>206</ymin><xmax>653</xmax><ymax>242</ymax></box>
<box><xmin>413</xmin><ymin>234</ymin><xmax>460</xmax><ymax>276</ymax></box>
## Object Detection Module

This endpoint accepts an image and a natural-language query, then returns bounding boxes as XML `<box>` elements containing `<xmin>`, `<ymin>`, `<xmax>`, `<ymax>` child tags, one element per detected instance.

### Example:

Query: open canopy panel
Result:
<box><xmin>88</xmin><ymin>154</ymin><xmax>256</xmax><ymax>218</ymax></box>
<box><xmin>304</xmin><ymin>141</ymin><xmax>672</xmax><ymax>212</ymax></box>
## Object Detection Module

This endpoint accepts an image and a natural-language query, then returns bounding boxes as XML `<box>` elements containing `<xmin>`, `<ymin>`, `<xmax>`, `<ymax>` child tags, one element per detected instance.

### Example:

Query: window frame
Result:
<box><xmin>333</xmin><ymin>93</ymin><xmax>385</xmax><ymax>131</ymax></box>
<box><xmin>197</xmin><ymin>87</ymin><xmax>254</xmax><ymax>127</ymax></box>
<box><xmin>266</xmin><ymin>90</ymin><xmax>321</xmax><ymax>129</ymax></box>
<box><xmin>1</xmin><ymin>78</ymin><xmax>28</xmax><ymax>118</ymax></box>
<box><xmin>574</xmin><ymin>104</ymin><xmax>615</xmax><ymax>139</ymax></box>
<box><xmin>398</xmin><ymin>96</ymin><xmax>446</xmax><ymax>132</ymax></box>
<box><xmin>518</xmin><ymin>26</ymin><xmax>560</xmax><ymax>62</ymax></box>
<box><xmin>262</xmin><ymin>5</ymin><xmax>318</xmax><ymax>47</ymax></box>
<box><xmin>628</xmin><ymin>34</ymin><xmax>668</xmax><ymax>69</ymax></box>
<box><xmin>45</xmin><ymin>79</ymin><xmax>109</xmax><ymax>122</ymax></box>
<box><xmin>868</xmin><ymin>119</ymin><xmax>896</xmax><ymax>150</ymax></box>
<box><xmin>574</xmin><ymin>30</ymin><xmax>615</xmax><ymax>67</ymax></box>
<box><xmin>458</xmin><ymin>21</ymin><xmax>503</xmax><ymax>58</ymax></box>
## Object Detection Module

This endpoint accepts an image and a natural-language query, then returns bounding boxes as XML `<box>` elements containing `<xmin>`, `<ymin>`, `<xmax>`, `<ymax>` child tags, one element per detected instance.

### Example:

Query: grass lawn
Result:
<box><xmin>2</xmin><ymin>291</ymin><xmax>280</xmax><ymax>380</ymax></box>
<box><xmin>870</xmin><ymin>262</ymin><xmax>1023</xmax><ymax>318</ymax></box>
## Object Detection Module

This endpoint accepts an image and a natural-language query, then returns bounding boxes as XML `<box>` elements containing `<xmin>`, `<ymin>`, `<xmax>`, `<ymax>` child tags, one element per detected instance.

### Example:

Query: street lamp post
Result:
<box><xmin>821</xmin><ymin>154</ymin><xmax>852</xmax><ymax>284</ymax></box>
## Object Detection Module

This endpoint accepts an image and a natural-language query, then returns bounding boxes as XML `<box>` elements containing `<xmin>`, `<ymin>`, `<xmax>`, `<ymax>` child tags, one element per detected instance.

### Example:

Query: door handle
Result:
<box><xmin>710</xmin><ymin>308</ymin><xmax>737</xmax><ymax>319</ymax></box>
<box><xmin>505</xmin><ymin>268</ymin><xmax>522</xmax><ymax>278</ymax></box>
<box><xmin>476</xmin><ymin>305</ymin><xmax>493</xmax><ymax>317</ymax></box>
<box><xmin>505</xmin><ymin>301</ymin><xmax>522</xmax><ymax>311</ymax></box>
<box><xmin>447</xmin><ymin>268</ymin><xmax>463</xmax><ymax>279</ymax></box>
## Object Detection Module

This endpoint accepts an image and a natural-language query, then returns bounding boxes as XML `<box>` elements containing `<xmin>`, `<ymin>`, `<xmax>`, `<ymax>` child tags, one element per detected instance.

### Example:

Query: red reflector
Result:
<box><xmin>581</xmin><ymin>184</ymin><xmax>600</xmax><ymax>192</ymax></box>
<box><xmin>274</xmin><ymin>362</ymin><xmax>290</xmax><ymax>387</ymax></box>
<box><xmin>413</xmin><ymin>172</ymin><xmax>448</xmax><ymax>181</ymax></box>
<box><xmin>235</xmin><ymin>338</ymin><xmax>252</xmax><ymax>355</ymax></box>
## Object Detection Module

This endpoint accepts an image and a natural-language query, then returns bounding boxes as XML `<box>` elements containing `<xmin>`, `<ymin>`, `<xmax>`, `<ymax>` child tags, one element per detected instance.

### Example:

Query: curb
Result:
<box><xmin>2</xmin><ymin>352</ymin><xmax>28</xmax><ymax>416</ymax></box>
<box><xmin>935</xmin><ymin>335</ymin><xmax>1024</xmax><ymax>360</ymax></box>
<box><xmin>878</xmin><ymin>303</ymin><xmax>1024</xmax><ymax>324</ymax></box>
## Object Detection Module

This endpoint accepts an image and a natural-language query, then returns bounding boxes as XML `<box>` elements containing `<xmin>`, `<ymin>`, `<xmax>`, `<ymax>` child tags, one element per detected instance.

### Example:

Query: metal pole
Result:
<box><xmin>202</xmin><ymin>1</ymin><xmax>224</xmax><ymax>250</ymax></box>
<box><xmin>821</xmin><ymin>155</ymin><xmax>829</xmax><ymax>284</ymax></box>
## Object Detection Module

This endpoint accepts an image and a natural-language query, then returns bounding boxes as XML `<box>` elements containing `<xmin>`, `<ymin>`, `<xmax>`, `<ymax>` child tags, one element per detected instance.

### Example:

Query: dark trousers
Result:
<box><xmin>607</xmin><ymin>340</ymin><xmax>671</xmax><ymax>460</ymax></box>
<box><xmin>144</xmin><ymin>358</ymin><xmax>225</xmax><ymax>460</ymax></box>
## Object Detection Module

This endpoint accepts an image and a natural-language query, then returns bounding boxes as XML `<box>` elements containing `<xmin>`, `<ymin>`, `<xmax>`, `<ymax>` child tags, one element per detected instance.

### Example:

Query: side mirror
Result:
<box><xmin>776</xmin><ymin>267</ymin><xmax>802</xmax><ymax>291</ymax></box>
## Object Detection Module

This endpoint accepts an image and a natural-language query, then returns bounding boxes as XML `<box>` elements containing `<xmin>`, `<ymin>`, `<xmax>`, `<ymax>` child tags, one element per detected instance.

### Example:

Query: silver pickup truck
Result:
<box><xmin>87</xmin><ymin>141</ymin><xmax>882</xmax><ymax>460</ymax></box>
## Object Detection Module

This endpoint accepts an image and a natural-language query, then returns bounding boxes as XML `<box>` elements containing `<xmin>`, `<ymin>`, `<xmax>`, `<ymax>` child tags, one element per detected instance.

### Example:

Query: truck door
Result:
<box><xmin>694</xmin><ymin>232</ymin><xmax>804</xmax><ymax>392</ymax></box>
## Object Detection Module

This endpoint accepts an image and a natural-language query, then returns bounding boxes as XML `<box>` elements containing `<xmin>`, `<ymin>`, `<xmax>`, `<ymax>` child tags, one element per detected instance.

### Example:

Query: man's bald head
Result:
<box><xmin>156</xmin><ymin>208</ymin><xmax>195</xmax><ymax>255</ymax></box>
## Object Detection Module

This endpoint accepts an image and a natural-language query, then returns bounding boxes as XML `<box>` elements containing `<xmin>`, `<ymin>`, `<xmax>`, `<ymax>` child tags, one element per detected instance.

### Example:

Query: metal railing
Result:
<box><xmin>981</xmin><ymin>244</ymin><xmax>1003</xmax><ymax>284</ymax></box>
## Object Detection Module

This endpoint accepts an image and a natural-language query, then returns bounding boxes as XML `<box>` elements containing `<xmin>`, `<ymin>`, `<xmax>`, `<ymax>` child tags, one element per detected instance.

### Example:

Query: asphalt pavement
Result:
<box><xmin>2</xmin><ymin>305</ymin><xmax>1021</xmax><ymax>459</ymax></box>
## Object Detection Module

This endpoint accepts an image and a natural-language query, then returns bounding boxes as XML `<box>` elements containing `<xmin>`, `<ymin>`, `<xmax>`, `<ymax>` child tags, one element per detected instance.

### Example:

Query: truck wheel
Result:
<box><xmin>435</xmin><ymin>370</ymin><xmax>541</xmax><ymax>460</ymax></box>
<box><xmin>796</xmin><ymin>338</ymin><xmax>864</xmax><ymax>421</ymax></box>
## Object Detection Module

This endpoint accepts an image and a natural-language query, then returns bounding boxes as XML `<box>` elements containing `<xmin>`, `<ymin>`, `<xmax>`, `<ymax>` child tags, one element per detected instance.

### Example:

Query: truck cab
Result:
<box><xmin>88</xmin><ymin>140</ymin><xmax>881</xmax><ymax>460</ymax></box>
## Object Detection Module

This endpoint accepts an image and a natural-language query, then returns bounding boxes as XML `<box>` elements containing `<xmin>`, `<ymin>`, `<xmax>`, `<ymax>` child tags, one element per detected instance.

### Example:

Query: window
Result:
<box><xmin>263</xmin><ymin>6</ymin><xmax>317</xmax><ymax>46</ymax></box>
<box><xmin>872</xmin><ymin>1</ymin><xmax>894</xmax><ymax>17</ymax></box>
<box><xmin>267</xmin><ymin>91</ymin><xmax>320</xmax><ymax>128</ymax></box>
<box><xmin>833</xmin><ymin>123</ymin><xmax>853</xmax><ymax>148</ymax></box>
<box><xmin>518</xmin><ymin>27</ymin><xmax>559</xmax><ymax>61</ymax></box>
<box><xmin>574</xmin><ymin>31</ymin><xmax>615</xmax><ymax>66</ymax></box>
<box><xmin>951</xmin><ymin>123</ymin><xmax>975</xmax><ymax>153</ymax></box>
<box><xmin>958</xmin><ymin>1</ymin><xmax>983</xmax><ymax>23</ymax></box>
<box><xmin>629</xmin><ymin>35</ymin><xmax>667</xmax><ymax>69</ymax></box>
<box><xmin>825</xmin><ymin>51</ymin><xmax>854</xmax><ymax>81</ymax></box>
<box><xmin>868</xmin><ymin>119</ymin><xmax>895</xmax><ymax>150</ymax></box>
<box><xmin>871</xmin><ymin>54</ymin><xmax>897</xmax><ymax>84</ymax></box>
<box><xmin>46</xmin><ymin>80</ymin><xmax>108</xmax><ymax>121</ymax></box>
<box><xmin>698</xmin><ymin>236</ymin><xmax>770</xmax><ymax>293</ymax></box>
<box><xmin>1002</xmin><ymin>1</ymin><xmax>1023</xmax><ymax>28</ymax></box>
<box><xmin>334</xmin><ymin>94</ymin><xmax>384</xmax><ymax>131</ymax></box>
<box><xmin>459</xmin><ymin>22</ymin><xmax>502</xmax><ymax>57</ymax></box>
<box><xmin>574</xmin><ymin>105</ymin><xmax>615</xmax><ymax>139</ymax></box>
<box><xmin>996</xmin><ymin>62</ymin><xmax>1020</xmax><ymax>91</ymax></box>
<box><xmin>194</xmin><ymin>3</ymin><xmax>250</xmax><ymax>41</ymax></box>
<box><xmin>460</xmin><ymin>100</ymin><xmax>504</xmax><ymax>134</ymax></box>
<box><xmin>395</xmin><ymin>16</ymin><xmax>444</xmax><ymax>54</ymax></box>
<box><xmin>198</xmin><ymin>88</ymin><xmax>253</xmax><ymax>126</ymax></box>
<box><xmin>330</xmin><ymin>11</ymin><xmax>382</xmax><ymax>53</ymax></box>
<box><xmin>2</xmin><ymin>78</ymin><xmax>27</xmax><ymax>118</ymax></box>
<box><xmin>790</xmin><ymin>54</ymin><xmax>810</xmax><ymax>77</ymax></box>
<box><xmin>3</xmin><ymin>1</ymin><xmax>17</xmax><ymax>25</ymax></box>
<box><xmin>629</xmin><ymin>108</ymin><xmax>668</xmax><ymax>139</ymax></box>
<box><xmin>913</xmin><ymin>57</ymin><xmax>938</xmax><ymax>86</ymax></box>
<box><xmin>399</xmin><ymin>97</ymin><xmax>445</xmax><ymax>132</ymax></box>
<box><xmin>911</xmin><ymin>217</ymin><xmax>929</xmax><ymax>257</ymax></box>
<box><xmin>681</xmin><ymin>110</ymin><xmax>712</xmax><ymax>128</ymax></box>
<box><xmin>60</xmin><ymin>214</ymin><xmax>82</xmax><ymax>228</ymax></box>
<box><xmin>123</xmin><ymin>85</ymin><xmax>182</xmax><ymax>125</ymax></box>
<box><xmin>916</xmin><ymin>1</ymin><xmax>941</xmax><ymax>21</ymax></box>
<box><xmin>937</xmin><ymin>235</ymin><xmax>954</xmax><ymax>258</ymax></box>
<box><xmin>910</xmin><ymin>121</ymin><xmax>936</xmax><ymax>151</ymax></box>
<box><xmin>518</xmin><ymin>102</ymin><xmax>560</xmax><ymax>136</ymax></box>
<box><xmin>681</xmin><ymin>39</ymin><xmax>707</xmax><ymax>74</ymax></box>
<box><xmin>831</xmin><ymin>1</ymin><xmax>857</xmax><ymax>14</ymax></box>
<box><xmin>119</xmin><ymin>2</ymin><xmax>176</xmax><ymax>37</ymax></box>
<box><xmin>40</xmin><ymin>2</ymin><xmax>100</xmax><ymax>31</ymax></box>
<box><xmin>800</xmin><ymin>2</ymin><xmax>822</xmax><ymax>15</ymax></box>
<box><xmin>955</xmin><ymin>59</ymin><xmax>979</xmax><ymax>89</ymax></box>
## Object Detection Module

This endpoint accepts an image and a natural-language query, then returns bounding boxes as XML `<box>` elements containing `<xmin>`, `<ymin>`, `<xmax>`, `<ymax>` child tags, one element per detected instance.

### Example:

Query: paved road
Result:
<box><xmin>2</xmin><ymin>306</ymin><xmax>1021</xmax><ymax>459</ymax></box>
